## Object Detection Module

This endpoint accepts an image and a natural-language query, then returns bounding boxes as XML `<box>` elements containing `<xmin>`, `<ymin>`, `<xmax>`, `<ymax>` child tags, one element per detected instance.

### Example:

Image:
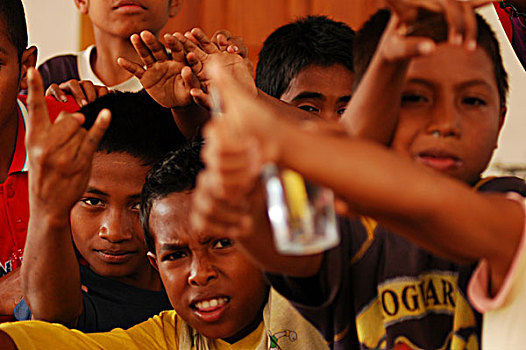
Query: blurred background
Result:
<box><xmin>21</xmin><ymin>0</ymin><xmax>525</xmax><ymax>176</ymax></box>
<box><xmin>23</xmin><ymin>0</ymin><xmax>385</xmax><ymax>64</ymax></box>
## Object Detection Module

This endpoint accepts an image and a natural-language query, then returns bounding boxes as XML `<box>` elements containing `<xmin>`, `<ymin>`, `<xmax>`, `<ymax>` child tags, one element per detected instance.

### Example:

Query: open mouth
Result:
<box><xmin>190</xmin><ymin>297</ymin><xmax>231</xmax><ymax>322</ymax></box>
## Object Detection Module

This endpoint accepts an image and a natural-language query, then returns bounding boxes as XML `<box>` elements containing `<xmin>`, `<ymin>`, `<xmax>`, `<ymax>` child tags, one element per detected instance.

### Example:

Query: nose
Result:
<box><xmin>427</xmin><ymin>99</ymin><xmax>461</xmax><ymax>138</ymax></box>
<box><xmin>187</xmin><ymin>254</ymin><xmax>218</xmax><ymax>287</ymax></box>
<box><xmin>98</xmin><ymin>209</ymin><xmax>134</xmax><ymax>242</ymax></box>
<box><xmin>320</xmin><ymin>109</ymin><xmax>340</xmax><ymax>122</ymax></box>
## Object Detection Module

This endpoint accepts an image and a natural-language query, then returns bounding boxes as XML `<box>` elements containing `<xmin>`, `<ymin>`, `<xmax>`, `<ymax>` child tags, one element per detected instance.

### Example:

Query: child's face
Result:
<box><xmin>280</xmin><ymin>64</ymin><xmax>353</xmax><ymax>122</ymax></box>
<box><xmin>0</xmin><ymin>25</ymin><xmax>24</xmax><ymax>128</ymax></box>
<box><xmin>391</xmin><ymin>44</ymin><xmax>504</xmax><ymax>184</ymax></box>
<box><xmin>71</xmin><ymin>152</ymin><xmax>153</xmax><ymax>287</ymax></box>
<box><xmin>81</xmin><ymin>0</ymin><xmax>178</xmax><ymax>38</ymax></box>
<box><xmin>147</xmin><ymin>192</ymin><xmax>268</xmax><ymax>340</ymax></box>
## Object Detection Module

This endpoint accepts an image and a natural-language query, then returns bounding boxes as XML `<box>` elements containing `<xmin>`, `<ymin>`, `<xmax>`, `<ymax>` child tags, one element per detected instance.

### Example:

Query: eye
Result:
<box><xmin>401</xmin><ymin>93</ymin><xmax>429</xmax><ymax>104</ymax></box>
<box><xmin>462</xmin><ymin>96</ymin><xmax>487</xmax><ymax>106</ymax></box>
<box><xmin>80</xmin><ymin>197</ymin><xmax>105</xmax><ymax>207</ymax></box>
<box><xmin>131</xmin><ymin>202</ymin><xmax>141</xmax><ymax>211</ymax></box>
<box><xmin>213</xmin><ymin>238</ymin><xmax>233</xmax><ymax>249</ymax></box>
<box><xmin>162</xmin><ymin>251</ymin><xmax>188</xmax><ymax>261</ymax></box>
<box><xmin>298</xmin><ymin>105</ymin><xmax>319</xmax><ymax>113</ymax></box>
<box><xmin>337</xmin><ymin>107</ymin><xmax>346</xmax><ymax>115</ymax></box>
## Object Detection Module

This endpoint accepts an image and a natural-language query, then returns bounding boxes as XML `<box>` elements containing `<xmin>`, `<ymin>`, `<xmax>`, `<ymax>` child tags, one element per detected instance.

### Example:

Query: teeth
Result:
<box><xmin>195</xmin><ymin>297</ymin><xmax>228</xmax><ymax>310</ymax></box>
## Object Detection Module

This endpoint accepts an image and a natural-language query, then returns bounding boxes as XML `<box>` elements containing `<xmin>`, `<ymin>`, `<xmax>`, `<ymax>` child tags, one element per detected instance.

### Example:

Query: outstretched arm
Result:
<box><xmin>195</xmin><ymin>62</ymin><xmax>524</xmax><ymax>294</ymax></box>
<box><xmin>21</xmin><ymin>68</ymin><xmax>111</xmax><ymax>326</ymax></box>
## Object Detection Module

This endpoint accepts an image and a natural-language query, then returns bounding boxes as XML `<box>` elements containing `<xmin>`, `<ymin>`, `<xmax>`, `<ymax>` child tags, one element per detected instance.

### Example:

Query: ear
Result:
<box><xmin>18</xmin><ymin>46</ymin><xmax>38</xmax><ymax>91</ymax></box>
<box><xmin>147</xmin><ymin>252</ymin><xmax>160</xmax><ymax>271</ymax></box>
<box><xmin>74</xmin><ymin>0</ymin><xmax>89</xmax><ymax>14</ymax></box>
<box><xmin>168</xmin><ymin>0</ymin><xmax>183</xmax><ymax>17</ymax></box>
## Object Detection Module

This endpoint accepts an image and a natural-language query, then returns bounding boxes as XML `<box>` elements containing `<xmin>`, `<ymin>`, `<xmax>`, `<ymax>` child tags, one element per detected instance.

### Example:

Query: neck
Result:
<box><xmin>222</xmin><ymin>290</ymin><xmax>268</xmax><ymax>344</ymax></box>
<box><xmin>91</xmin><ymin>28</ymin><xmax>142</xmax><ymax>87</ymax></box>
<box><xmin>115</xmin><ymin>261</ymin><xmax>163</xmax><ymax>291</ymax></box>
<box><xmin>0</xmin><ymin>108</ymin><xmax>19</xmax><ymax>183</ymax></box>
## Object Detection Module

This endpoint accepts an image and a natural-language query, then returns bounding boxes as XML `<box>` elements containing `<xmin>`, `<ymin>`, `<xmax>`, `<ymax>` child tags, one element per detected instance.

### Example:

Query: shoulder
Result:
<box><xmin>476</xmin><ymin>176</ymin><xmax>526</xmax><ymax>197</ymax></box>
<box><xmin>38</xmin><ymin>54</ymin><xmax>81</xmax><ymax>89</ymax></box>
<box><xmin>17</xmin><ymin>95</ymin><xmax>79</xmax><ymax>123</ymax></box>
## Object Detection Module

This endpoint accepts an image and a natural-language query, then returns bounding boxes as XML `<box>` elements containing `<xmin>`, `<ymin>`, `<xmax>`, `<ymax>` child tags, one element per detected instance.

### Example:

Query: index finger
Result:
<box><xmin>26</xmin><ymin>68</ymin><xmax>51</xmax><ymax>137</ymax></box>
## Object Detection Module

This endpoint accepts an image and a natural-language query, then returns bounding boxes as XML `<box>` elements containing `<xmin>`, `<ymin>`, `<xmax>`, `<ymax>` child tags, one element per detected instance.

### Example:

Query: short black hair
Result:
<box><xmin>80</xmin><ymin>91</ymin><xmax>186</xmax><ymax>167</ymax></box>
<box><xmin>140</xmin><ymin>140</ymin><xmax>204</xmax><ymax>253</ymax></box>
<box><xmin>0</xmin><ymin>0</ymin><xmax>28</xmax><ymax>61</ymax></box>
<box><xmin>256</xmin><ymin>15</ymin><xmax>355</xmax><ymax>98</ymax></box>
<box><xmin>353</xmin><ymin>9</ymin><xmax>508</xmax><ymax>108</ymax></box>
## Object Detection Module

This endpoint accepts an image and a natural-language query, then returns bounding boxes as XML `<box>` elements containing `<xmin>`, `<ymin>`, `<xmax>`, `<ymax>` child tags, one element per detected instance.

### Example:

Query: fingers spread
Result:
<box><xmin>130</xmin><ymin>33</ymin><xmax>156</xmax><ymax>67</ymax></box>
<box><xmin>190</xmin><ymin>28</ymin><xmax>219</xmax><ymax>54</ymax></box>
<box><xmin>140</xmin><ymin>30</ymin><xmax>169</xmax><ymax>62</ymax></box>
<box><xmin>164</xmin><ymin>33</ymin><xmax>185</xmax><ymax>62</ymax></box>
<box><xmin>117</xmin><ymin>57</ymin><xmax>146</xmax><ymax>79</ymax></box>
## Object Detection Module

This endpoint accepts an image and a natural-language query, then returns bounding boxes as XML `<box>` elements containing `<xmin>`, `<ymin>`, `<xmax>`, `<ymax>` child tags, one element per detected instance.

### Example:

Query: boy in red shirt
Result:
<box><xmin>0</xmin><ymin>0</ymin><xmax>78</xmax><ymax>320</ymax></box>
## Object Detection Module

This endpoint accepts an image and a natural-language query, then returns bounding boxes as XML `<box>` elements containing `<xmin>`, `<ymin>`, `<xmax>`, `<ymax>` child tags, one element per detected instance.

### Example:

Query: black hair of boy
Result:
<box><xmin>255</xmin><ymin>15</ymin><xmax>355</xmax><ymax>98</ymax></box>
<box><xmin>80</xmin><ymin>91</ymin><xmax>186</xmax><ymax>167</ymax></box>
<box><xmin>140</xmin><ymin>140</ymin><xmax>204</xmax><ymax>253</ymax></box>
<box><xmin>0</xmin><ymin>0</ymin><xmax>27</xmax><ymax>62</ymax></box>
<box><xmin>353</xmin><ymin>9</ymin><xmax>508</xmax><ymax>107</ymax></box>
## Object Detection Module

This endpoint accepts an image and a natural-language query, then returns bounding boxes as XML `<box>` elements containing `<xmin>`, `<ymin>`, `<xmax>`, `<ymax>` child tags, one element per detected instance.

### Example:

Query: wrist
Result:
<box><xmin>28</xmin><ymin>207</ymin><xmax>70</xmax><ymax>232</ymax></box>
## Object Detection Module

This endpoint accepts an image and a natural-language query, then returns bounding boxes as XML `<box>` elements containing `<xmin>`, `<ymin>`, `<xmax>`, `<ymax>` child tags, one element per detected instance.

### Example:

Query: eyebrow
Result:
<box><xmin>455</xmin><ymin>79</ymin><xmax>495</xmax><ymax>92</ymax></box>
<box><xmin>158</xmin><ymin>242</ymin><xmax>187</xmax><ymax>253</ymax></box>
<box><xmin>85</xmin><ymin>188</ymin><xmax>107</xmax><ymax>196</ymax></box>
<box><xmin>85</xmin><ymin>188</ymin><xmax>141</xmax><ymax>200</ymax></box>
<box><xmin>291</xmin><ymin>92</ymin><xmax>324</xmax><ymax>101</ymax></box>
<box><xmin>291</xmin><ymin>92</ymin><xmax>352</xmax><ymax>103</ymax></box>
<box><xmin>407</xmin><ymin>78</ymin><xmax>495</xmax><ymax>92</ymax></box>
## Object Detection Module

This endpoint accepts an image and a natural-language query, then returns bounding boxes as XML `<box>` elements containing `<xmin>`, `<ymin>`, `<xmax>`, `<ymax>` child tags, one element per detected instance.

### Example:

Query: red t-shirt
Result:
<box><xmin>0</xmin><ymin>96</ymin><xmax>78</xmax><ymax>280</ymax></box>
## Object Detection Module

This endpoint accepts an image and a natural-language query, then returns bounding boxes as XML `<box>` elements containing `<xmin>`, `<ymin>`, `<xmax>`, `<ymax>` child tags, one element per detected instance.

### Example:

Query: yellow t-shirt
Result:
<box><xmin>0</xmin><ymin>290</ymin><xmax>328</xmax><ymax>350</ymax></box>
<box><xmin>0</xmin><ymin>310</ymin><xmax>265</xmax><ymax>350</ymax></box>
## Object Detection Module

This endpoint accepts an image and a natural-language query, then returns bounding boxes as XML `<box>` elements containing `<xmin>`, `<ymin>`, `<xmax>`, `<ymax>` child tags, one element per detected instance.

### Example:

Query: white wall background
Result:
<box><xmin>22</xmin><ymin>0</ymin><xmax>80</xmax><ymax>65</ymax></box>
<box><xmin>480</xmin><ymin>6</ymin><xmax>526</xmax><ymax>177</ymax></box>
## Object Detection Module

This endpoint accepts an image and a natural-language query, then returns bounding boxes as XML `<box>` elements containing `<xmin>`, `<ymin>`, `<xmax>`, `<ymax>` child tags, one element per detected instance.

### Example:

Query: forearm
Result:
<box><xmin>171</xmin><ymin>104</ymin><xmax>210</xmax><ymax>140</ymax></box>
<box><xmin>0</xmin><ymin>268</ymin><xmax>22</xmax><ymax>316</ymax></box>
<box><xmin>272</xmin><ymin>120</ymin><xmax>524</xmax><ymax>269</ymax></box>
<box><xmin>341</xmin><ymin>53</ymin><xmax>409</xmax><ymax>144</ymax></box>
<box><xmin>21</xmin><ymin>211</ymin><xmax>81</xmax><ymax>325</ymax></box>
<box><xmin>255</xmin><ymin>90</ymin><xmax>316</xmax><ymax>122</ymax></box>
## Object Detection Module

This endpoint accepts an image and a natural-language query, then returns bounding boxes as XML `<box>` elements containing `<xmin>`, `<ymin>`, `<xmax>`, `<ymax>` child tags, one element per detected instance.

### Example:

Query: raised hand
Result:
<box><xmin>117</xmin><ymin>30</ymin><xmax>201</xmax><ymax>108</ymax></box>
<box><xmin>387</xmin><ymin>0</ymin><xmax>494</xmax><ymax>50</ymax></box>
<box><xmin>26</xmin><ymin>68</ymin><xmax>111</xmax><ymax>218</ymax></box>
<box><xmin>174</xmin><ymin>28</ymin><xmax>257</xmax><ymax>106</ymax></box>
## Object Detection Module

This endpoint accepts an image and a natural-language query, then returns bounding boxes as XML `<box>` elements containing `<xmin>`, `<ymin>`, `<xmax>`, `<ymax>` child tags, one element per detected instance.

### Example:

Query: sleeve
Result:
<box><xmin>38</xmin><ymin>55</ymin><xmax>80</xmax><ymax>90</ymax></box>
<box><xmin>468</xmin><ymin>192</ymin><xmax>526</xmax><ymax>312</ymax></box>
<box><xmin>0</xmin><ymin>311</ymin><xmax>179</xmax><ymax>350</ymax></box>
